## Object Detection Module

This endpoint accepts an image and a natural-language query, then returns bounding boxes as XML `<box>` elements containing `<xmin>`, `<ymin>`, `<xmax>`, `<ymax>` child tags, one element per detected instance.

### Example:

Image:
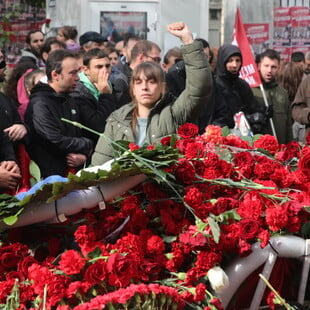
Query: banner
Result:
<box><xmin>244</xmin><ymin>23</ymin><xmax>269</xmax><ymax>55</ymax></box>
<box><xmin>232</xmin><ymin>8</ymin><xmax>261</xmax><ymax>88</ymax></box>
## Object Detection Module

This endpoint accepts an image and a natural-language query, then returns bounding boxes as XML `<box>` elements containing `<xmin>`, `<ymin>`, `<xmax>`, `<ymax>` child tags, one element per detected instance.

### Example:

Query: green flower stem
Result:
<box><xmin>258</xmin><ymin>274</ymin><xmax>292</xmax><ymax>310</ymax></box>
<box><xmin>61</xmin><ymin>118</ymin><xmax>196</xmax><ymax>216</ymax></box>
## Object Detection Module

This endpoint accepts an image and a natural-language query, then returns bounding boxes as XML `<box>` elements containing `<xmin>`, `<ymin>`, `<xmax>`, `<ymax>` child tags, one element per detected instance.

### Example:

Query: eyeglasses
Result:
<box><xmin>146</xmin><ymin>55</ymin><xmax>161</xmax><ymax>63</ymax></box>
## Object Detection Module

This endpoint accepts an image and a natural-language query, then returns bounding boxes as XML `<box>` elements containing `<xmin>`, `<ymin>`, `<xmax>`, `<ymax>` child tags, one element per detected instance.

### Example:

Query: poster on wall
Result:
<box><xmin>290</xmin><ymin>6</ymin><xmax>310</xmax><ymax>46</ymax></box>
<box><xmin>0</xmin><ymin>0</ymin><xmax>46</xmax><ymax>64</ymax></box>
<box><xmin>273</xmin><ymin>7</ymin><xmax>291</xmax><ymax>47</ymax></box>
<box><xmin>273</xmin><ymin>6</ymin><xmax>310</xmax><ymax>61</ymax></box>
<box><xmin>244</xmin><ymin>23</ymin><xmax>270</xmax><ymax>55</ymax></box>
<box><xmin>100</xmin><ymin>11</ymin><xmax>147</xmax><ymax>42</ymax></box>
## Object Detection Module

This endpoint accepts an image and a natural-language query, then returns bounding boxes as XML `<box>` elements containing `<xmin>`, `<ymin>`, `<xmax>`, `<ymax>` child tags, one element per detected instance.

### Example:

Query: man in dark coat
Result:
<box><xmin>213</xmin><ymin>44</ymin><xmax>266</xmax><ymax>133</ymax></box>
<box><xmin>71</xmin><ymin>48</ymin><xmax>117</xmax><ymax>144</ymax></box>
<box><xmin>25</xmin><ymin>49</ymin><xmax>93</xmax><ymax>178</ymax></box>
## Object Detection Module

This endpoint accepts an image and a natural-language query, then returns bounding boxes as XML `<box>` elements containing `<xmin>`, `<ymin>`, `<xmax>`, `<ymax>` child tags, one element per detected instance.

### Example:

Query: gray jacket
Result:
<box><xmin>91</xmin><ymin>40</ymin><xmax>212</xmax><ymax>165</ymax></box>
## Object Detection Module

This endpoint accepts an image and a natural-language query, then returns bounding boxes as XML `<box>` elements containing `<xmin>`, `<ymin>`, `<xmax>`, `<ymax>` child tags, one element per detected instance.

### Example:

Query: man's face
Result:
<box><xmin>0</xmin><ymin>51</ymin><xmax>6</xmax><ymax>83</ymax></box>
<box><xmin>258</xmin><ymin>56</ymin><xmax>279</xmax><ymax>83</ymax></box>
<box><xmin>124</xmin><ymin>38</ymin><xmax>139</xmax><ymax>62</ymax></box>
<box><xmin>143</xmin><ymin>47</ymin><xmax>161</xmax><ymax>64</ymax></box>
<box><xmin>55</xmin><ymin>57</ymin><xmax>80</xmax><ymax>92</ymax></box>
<box><xmin>29</xmin><ymin>32</ymin><xmax>45</xmax><ymax>54</ymax></box>
<box><xmin>84</xmin><ymin>57</ymin><xmax>111</xmax><ymax>84</ymax></box>
<box><xmin>226</xmin><ymin>55</ymin><xmax>242</xmax><ymax>74</ymax></box>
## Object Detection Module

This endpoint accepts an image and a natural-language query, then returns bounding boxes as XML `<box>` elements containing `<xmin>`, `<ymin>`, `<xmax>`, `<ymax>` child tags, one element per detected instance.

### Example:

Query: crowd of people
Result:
<box><xmin>0</xmin><ymin>22</ymin><xmax>310</xmax><ymax>193</ymax></box>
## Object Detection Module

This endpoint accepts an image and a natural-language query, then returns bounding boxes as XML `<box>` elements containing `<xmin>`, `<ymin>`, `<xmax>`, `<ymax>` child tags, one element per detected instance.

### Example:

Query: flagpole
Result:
<box><xmin>259</xmin><ymin>84</ymin><xmax>277</xmax><ymax>139</ymax></box>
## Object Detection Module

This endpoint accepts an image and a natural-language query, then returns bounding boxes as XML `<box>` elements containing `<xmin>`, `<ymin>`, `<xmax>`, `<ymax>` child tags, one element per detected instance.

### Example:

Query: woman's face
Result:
<box><xmin>132</xmin><ymin>72</ymin><xmax>163</xmax><ymax>109</ymax></box>
<box><xmin>57</xmin><ymin>30</ymin><xmax>66</xmax><ymax>43</ymax></box>
<box><xmin>108</xmin><ymin>51</ymin><xmax>119</xmax><ymax>66</ymax></box>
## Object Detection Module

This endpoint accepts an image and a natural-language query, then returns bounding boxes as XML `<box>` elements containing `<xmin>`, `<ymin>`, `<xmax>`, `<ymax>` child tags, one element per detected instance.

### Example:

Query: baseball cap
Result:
<box><xmin>79</xmin><ymin>31</ymin><xmax>106</xmax><ymax>46</ymax></box>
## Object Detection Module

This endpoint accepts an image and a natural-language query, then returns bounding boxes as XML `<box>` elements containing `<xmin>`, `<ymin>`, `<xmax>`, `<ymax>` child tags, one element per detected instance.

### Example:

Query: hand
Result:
<box><xmin>167</xmin><ymin>22</ymin><xmax>193</xmax><ymax>45</ymax></box>
<box><xmin>94</xmin><ymin>69</ymin><xmax>112</xmax><ymax>94</ymax></box>
<box><xmin>3</xmin><ymin>124</ymin><xmax>27</xmax><ymax>141</ymax></box>
<box><xmin>0</xmin><ymin>166</ymin><xmax>21</xmax><ymax>190</ymax></box>
<box><xmin>0</xmin><ymin>161</ymin><xmax>20</xmax><ymax>174</ymax></box>
<box><xmin>265</xmin><ymin>105</ymin><xmax>273</xmax><ymax>119</ymax></box>
<box><xmin>66</xmin><ymin>153</ymin><xmax>87</xmax><ymax>167</ymax></box>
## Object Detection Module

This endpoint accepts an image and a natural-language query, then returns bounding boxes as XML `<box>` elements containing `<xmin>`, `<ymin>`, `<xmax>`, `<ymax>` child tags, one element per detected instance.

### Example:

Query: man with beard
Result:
<box><xmin>252</xmin><ymin>49</ymin><xmax>292</xmax><ymax>144</ymax></box>
<box><xmin>212</xmin><ymin>44</ymin><xmax>266</xmax><ymax>134</ymax></box>
<box><xmin>25</xmin><ymin>49</ymin><xmax>93</xmax><ymax>178</ymax></box>
<box><xmin>19</xmin><ymin>30</ymin><xmax>45</xmax><ymax>67</ymax></box>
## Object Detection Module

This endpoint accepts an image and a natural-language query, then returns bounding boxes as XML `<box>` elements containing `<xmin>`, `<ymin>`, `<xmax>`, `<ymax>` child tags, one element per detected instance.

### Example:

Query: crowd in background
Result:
<box><xmin>0</xmin><ymin>23</ymin><xmax>310</xmax><ymax>194</ymax></box>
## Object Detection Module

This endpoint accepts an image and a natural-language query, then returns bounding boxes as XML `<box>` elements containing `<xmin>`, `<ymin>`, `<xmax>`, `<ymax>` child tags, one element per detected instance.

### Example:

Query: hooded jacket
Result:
<box><xmin>92</xmin><ymin>40</ymin><xmax>212</xmax><ymax>165</ymax></box>
<box><xmin>213</xmin><ymin>44</ymin><xmax>262</xmax><ymax>129</ymax></box>
<box><xmin>25</xmin><ymin>82</ymin><xmax>93</xmax><ymax>178</ymax></box>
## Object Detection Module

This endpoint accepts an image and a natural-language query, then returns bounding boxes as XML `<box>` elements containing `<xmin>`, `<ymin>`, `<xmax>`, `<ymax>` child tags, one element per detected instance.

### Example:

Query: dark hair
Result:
<box><xmin>46</xmin><ymin>49</ymin><xmax>76</xmax><ymax>81</ymax></box>
<box><xmin>58</xmin><ymin>26</ymin><xmax>78</xmax><ymax>41</ymax></box>
<box><xmin>277</xmin><ymin>61</ymin><xmax>304</xmax><ymax>102</ymax></box>
<box><xmin>105</xmin><ymin>46</ymin><xmax>120</xmax><ymax>57</ymax></box>
<box><xmin>195</xmin><ymin>38</ymin><xmax>210</xmax><ymax>49</ymax></box>
<box><xmin>26</xmin><ymin>30</ymin><xmax>44</xmax><ymax>45</ymax></box>
<box><xmin>291</xmin><ymin>51</ymin><xmax>305</xmax><ymax>63</ymax></box>
<box><xmin>123</xmin><ymin>33</ymin><xmax>140</xmax><ymax>47</ymax></box>
<box><xmin>4</xmin><ymin>61</ymin><xmax>38</xmax><ymax>106</ymax></box>
<box><xmin>41</xmin><ymin>37</ymin><xmax>66</xmax><ymax>57</ymax></box>
<box><xmin>163</xmin><ymin>47</ymin><xmax>182</xmax><ymax>65</ymax></box>
<box><xmin>83</xmin><ymin>48</ymin><xmax>108</xmax><ymax>67</ymax></box>
<box><xmin>257</xmin><ymin>49</ymin><xmax>281</xmax><ymax>63</ymax></box>
<box><xmin>24</xmin><ymin>69</ymin><xmax>44</xmax><ymax>91</ymax></box>
<box><xmin>130</xmin><ymin>40</ymin><xmax>161</xmax><ymax>62</ymax></box>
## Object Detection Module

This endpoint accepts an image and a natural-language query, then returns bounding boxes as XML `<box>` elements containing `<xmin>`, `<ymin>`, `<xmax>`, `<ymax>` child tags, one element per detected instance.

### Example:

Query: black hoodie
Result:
<box><xmin>25</xmin><ymin>82</ymin><xmax>93</xmax><ymax>178</ymax></box>
<box><xmin>213</xmin><ymin>44</ymin><xmax>263</xmax><ymax>128</ymax></box>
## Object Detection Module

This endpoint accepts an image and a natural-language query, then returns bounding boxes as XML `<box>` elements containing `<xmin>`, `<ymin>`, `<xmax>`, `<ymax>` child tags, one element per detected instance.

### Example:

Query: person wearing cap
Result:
<box><xmin>79</xmin><ymin>31</ymin><xmax>107</xmax><ymax>52</ymax></box>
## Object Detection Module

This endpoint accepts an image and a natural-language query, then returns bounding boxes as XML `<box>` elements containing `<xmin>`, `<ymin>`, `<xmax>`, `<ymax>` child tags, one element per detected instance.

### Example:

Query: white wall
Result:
<box><xmin>46</xmin><ymin>0</ymin><xmax>209</xmax><ymax>53</ymax></box>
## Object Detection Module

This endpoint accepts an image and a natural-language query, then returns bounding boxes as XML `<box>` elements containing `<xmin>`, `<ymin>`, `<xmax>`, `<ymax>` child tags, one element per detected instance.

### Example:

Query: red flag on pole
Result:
<box><xmin>232</xmin><ymin>8</ymin><xmax>262</xmax><ymax>88</ymax></box>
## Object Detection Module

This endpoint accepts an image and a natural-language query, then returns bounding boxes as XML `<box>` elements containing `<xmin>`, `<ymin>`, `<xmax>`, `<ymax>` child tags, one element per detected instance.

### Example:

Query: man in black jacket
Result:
<box><xmin>71</xmin><ymin>48</ymin><xmax>116</xmax><ymax>144</ymax></box>
<box><xmin>213</xmin><ymin>44</ymin><xmax>267</xmax><ymax>133</ymax></box>
<box><xmin>25</xmin><ymin>49</ymin><xmax>93</xmax><ymax>178</ymax></box>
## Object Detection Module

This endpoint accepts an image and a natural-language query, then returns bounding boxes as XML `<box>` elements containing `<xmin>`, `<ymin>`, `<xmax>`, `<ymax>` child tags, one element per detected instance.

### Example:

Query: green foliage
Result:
<box><xmin>29</xmin><ymin>160</ymin><xmax>41</xmax><ymax>186</ymax></box>
<box><xmin>0</xmin><ymin>4</ymin><xmax>22</xmax><ymax>46</ymax></box>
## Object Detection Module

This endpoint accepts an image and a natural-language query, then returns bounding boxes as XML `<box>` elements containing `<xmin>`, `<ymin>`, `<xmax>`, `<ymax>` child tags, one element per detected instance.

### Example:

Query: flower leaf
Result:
<box><xmin>207</xmin><ymin>216</ymin><xmax>221</xmax><ymax>243</ymax></box>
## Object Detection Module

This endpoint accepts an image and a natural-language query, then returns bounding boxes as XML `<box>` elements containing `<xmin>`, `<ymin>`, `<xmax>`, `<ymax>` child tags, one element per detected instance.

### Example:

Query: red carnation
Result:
<box><xmin>59</xmin><ymin>250</ymin><xmax>86</xmax><ymax>275</ymax></box>
<box><xmin>253</xmin><ymin>134</ymin><xmax>279</xmax><ymax>154</ymax></box>
<box><xmin>266</xmin><ymin>205</ymin><xmax>288</xmax><ymax>231</ymax></box>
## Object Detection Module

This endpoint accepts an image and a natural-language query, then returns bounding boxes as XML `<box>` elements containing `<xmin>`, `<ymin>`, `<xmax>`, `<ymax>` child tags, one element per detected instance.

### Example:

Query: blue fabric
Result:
<box><xmin>15</xmin><ymin>175</ymin><xmax>68</xmax><ymax>201</ymax></box>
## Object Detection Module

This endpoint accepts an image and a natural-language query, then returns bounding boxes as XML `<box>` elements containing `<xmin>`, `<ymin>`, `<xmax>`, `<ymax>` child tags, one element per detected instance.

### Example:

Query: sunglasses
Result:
<box><xmin>146</xmin><ymin>55</ymin><xmax>161</xmax><ymax>63</ymax></box>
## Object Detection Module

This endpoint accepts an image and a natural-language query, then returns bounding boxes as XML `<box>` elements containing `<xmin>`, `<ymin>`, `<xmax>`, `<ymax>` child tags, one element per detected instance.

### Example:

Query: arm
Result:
<box><xmin>167</xmin><ymin>22</ymin><xmax>212</xmax><ymax>124</ymax></box>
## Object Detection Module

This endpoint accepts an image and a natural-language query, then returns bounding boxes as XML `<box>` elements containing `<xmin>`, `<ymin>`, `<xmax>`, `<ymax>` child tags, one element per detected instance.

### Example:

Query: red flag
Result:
<box><xmin>232</xmin><ymin>8</ymin><xmax>262</xmax><ymax>87</ymax></box>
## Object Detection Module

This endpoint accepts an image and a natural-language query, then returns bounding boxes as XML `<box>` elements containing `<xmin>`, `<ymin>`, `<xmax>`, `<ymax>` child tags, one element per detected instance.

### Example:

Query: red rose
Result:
<box><xmin>177</xmin><ymin>123</ymin><xmax>199</xmax><ymax>139</ymax></box>
<box><xmin>238</xmin><ymin>218</ymin><xmax>261</xmax><ymax>240</ymax></box>
<box><xmin>210</xmin><ymin>297</ymin><xmax>224</xmax><ymax>310</ymax></box>
<box><xmin>59</xmin><ymin>250</ymin><xmax>86</xmax><ymax>275</ymax></box>
<box><xmin>84</xmin><ymin>261</ymin><xmax>107</xmax><ymax>285</ymax></box>
<box><xmin>106</xmin><ymin>253</ymin><xmax>137</xmax><ymax>287</ymax></box>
